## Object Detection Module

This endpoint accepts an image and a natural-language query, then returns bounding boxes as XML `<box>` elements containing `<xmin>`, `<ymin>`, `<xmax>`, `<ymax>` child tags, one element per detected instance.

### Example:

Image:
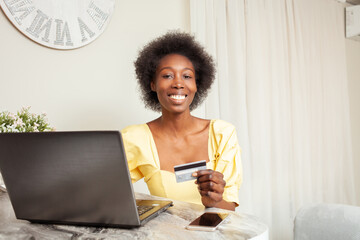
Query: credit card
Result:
<box><xmin>174</xmin><ymin>160</ymin><xmax>207</xmax><ymax>183</ymax></box>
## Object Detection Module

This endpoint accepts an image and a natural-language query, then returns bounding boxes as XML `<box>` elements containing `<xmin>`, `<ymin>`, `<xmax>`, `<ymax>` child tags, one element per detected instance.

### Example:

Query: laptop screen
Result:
<box><xmin>0</xmin><ymin>131</ymin><xmax>142</xmax><ymax>227</ymax></box>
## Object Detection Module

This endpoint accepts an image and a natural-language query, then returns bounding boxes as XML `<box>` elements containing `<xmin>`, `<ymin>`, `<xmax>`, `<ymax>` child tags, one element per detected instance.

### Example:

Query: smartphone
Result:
<box><xmin>186</xmin><ymin>212</ymin><xmax>229</xmax><ymax>231</ymax></box>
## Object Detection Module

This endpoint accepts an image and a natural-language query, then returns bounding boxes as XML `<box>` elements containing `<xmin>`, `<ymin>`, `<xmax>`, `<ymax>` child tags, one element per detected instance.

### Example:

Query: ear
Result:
<box><xmin>150</xmin><ymin>81</ymin><xmax>156</xmax><ymax>92</ymax></box>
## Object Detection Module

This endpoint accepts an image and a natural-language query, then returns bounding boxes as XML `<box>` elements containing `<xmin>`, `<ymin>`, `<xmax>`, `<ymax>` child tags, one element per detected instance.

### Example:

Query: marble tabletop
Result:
<box><xmin>0</xmin><ymin>190</ymin><xmax>268</xmax><ymax>240</ymax></box>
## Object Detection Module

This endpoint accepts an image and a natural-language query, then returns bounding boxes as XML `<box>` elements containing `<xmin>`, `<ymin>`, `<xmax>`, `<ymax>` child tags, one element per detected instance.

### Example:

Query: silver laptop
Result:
<box><xmin>0</xmin><ymin>131</ymin><xmax>172</xmax><ymax>228</ymax></box>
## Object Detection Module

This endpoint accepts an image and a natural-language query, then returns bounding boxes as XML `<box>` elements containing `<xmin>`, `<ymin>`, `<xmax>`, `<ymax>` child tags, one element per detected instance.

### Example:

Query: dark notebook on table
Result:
<box><xmin>0</xmin><ymin>131</ymin><xmax>172</xmax><ymax>228</ymax></box>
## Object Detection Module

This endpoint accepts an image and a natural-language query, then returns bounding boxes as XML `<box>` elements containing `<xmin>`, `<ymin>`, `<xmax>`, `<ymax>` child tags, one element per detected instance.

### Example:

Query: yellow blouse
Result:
<box><xmin>121</xmin><ymin>119</ymin><xmax>242</xmax><ymax>206</ymax></box>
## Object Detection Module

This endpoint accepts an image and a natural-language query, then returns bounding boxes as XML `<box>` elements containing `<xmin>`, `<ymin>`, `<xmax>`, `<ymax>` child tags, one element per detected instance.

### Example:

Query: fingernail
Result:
<box><xmin>192</xmin><ymin>172</ymin><xmax>197</xmax><ymax>177</ymax></box>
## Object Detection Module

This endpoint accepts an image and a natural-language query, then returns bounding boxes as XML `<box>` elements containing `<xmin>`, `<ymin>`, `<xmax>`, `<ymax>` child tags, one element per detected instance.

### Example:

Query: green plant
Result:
<box><xmin>0</xmin><ymin>107</ymin><xmax>54</xmax><ymax>133</ymax></box>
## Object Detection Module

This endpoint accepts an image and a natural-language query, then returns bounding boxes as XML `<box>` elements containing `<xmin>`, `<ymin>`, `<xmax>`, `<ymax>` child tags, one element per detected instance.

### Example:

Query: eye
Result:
<box><xmin>183</xmin><ymin>75</ymin><xmax>192</xmax><ymax>79</ymax></box>
<box><xmin>162</xmin><ymin>74</ymin><xmax>173</xmax><ymax>79</ymax></box>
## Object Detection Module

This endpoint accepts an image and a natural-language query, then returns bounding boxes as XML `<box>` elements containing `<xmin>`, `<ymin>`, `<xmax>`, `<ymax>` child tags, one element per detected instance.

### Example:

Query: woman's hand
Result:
<box><xmin>193</xmin><ymin>170</ymin><xmax>235</xmax><ymax>210</ymax></box>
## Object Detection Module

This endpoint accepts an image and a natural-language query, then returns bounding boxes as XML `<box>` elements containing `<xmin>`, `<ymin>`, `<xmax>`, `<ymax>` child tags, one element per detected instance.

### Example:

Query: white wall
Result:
<box><xmin>0</xmin><ymin>0</ymin><xmax>198</xmax><ymax>131</ymax></box>
<box><xmin>346</xmin><ymin>39</ymin><xmax>360</xmax><ymax>195</ymax></box>
<box><xmin>0</xmin><ymin>0</ymin><xmax>197</xmax><ymax>194</ymax></box>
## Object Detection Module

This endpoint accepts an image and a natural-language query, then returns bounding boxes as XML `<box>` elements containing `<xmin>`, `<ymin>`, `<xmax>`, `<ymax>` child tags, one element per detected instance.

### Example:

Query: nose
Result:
<box><xmin>172</xmin><ymin>74</ymin><xmax>184</xmax><ymax>89</ymax></box>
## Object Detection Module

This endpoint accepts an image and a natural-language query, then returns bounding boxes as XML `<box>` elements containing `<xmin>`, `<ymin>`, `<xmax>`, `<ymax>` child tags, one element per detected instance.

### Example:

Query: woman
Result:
<box><xmin>122</xmin><ymin>31</ymin><xmax>242</xmax><ymax>211</ymax></box>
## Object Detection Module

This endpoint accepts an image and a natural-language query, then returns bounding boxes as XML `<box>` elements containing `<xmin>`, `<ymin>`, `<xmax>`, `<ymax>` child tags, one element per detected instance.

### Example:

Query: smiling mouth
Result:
<box><xmin>169</xmin><ymin>95</ymin><xmax>187</xmax><ymax>100</ymax></box>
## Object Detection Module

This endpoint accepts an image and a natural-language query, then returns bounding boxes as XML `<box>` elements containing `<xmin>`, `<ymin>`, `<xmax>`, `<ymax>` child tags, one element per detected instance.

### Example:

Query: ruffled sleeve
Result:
<box><xmin>121</xmin><ymin>124</ymin><xmax>159</xmax><ymax>183</ymax></box>
<box><xmin>209</xmin><ymin>120</ymin><xmax>243</xmax><ymax>206</ymax></box>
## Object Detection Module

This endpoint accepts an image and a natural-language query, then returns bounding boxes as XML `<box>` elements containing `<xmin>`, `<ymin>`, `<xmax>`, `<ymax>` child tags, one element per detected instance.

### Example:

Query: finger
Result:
<box><xmin>199</xmin><ymin>190</ymin><xmax>223</xmax><ymax>202</ymax></box>
<box><xmin>198</xmin><ymin>181</ymin><xmax>225</xmax><ymax>194</ymax></box>
<box><xmin>197</xmin><ymin>173</ymin><xmax>225</xmax><ymax>186</ymax></box>
<box><xmin>192</xmin><ymin>169</ymin><xmax>213</xmax><ymax>177</ymax></box>
<box><xmin>196</xmin><ymin>169</ymin><xmax>213</xmax><ymax>175</ymax></box>
<box><xmin>193</xmin><ymin>170</ymin><xmax>212</xmax><ymax>182</ymax></box>
<box><xmin>197</xmin><ymin>170</ymin><xmax>224</xmax><ymax>180</ymax></box>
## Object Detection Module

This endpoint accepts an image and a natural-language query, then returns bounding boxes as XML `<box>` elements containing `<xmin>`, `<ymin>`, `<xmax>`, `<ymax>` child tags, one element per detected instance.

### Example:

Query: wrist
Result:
<box><xmin>212</xmin><ymin>199</ymin><xmax>236</xmax><ymax>211</ymax></box>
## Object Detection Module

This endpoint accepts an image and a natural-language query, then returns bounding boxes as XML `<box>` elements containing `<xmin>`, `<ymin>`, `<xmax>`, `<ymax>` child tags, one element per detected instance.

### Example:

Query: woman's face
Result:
<box><xmin>151</xmin><ymin>54</ymin><xmax>197</xmax><ymax>114</ymax></box>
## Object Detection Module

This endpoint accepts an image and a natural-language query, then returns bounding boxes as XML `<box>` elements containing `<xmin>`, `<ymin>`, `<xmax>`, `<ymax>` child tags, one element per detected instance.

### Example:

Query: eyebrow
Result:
<box><xmin>158</xmin><ymin>67</ymin><xmax>195</xmax><ymax>73</ymax></box>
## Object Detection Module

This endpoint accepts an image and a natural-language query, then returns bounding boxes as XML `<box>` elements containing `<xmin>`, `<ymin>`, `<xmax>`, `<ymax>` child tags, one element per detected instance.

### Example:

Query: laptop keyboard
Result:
<box><xmin>137</xmin><ymin>205</ymin><xmax>154</xmax><ymax>216</ymax></box>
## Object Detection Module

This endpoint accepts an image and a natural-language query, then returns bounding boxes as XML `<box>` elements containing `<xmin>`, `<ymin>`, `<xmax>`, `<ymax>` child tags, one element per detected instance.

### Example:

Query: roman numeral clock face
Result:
<box><xmin>0</xmin><ymin>0</ymin><xmax>115</xmax><ymax>49</ymax></box>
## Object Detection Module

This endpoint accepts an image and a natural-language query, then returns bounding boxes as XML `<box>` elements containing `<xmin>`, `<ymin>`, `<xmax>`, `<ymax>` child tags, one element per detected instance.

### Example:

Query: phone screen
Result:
<box><xmin>189</xmin><ymin>213</ymin><xmax>229</xmax><ymax>227</ymax></box>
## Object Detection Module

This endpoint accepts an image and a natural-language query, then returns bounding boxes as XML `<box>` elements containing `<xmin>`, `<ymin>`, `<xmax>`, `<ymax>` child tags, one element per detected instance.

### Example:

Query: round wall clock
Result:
<box><xmin>0</xmin><ymin>0</ymin><xmax>115</xmax><ymax>50</ymax></box>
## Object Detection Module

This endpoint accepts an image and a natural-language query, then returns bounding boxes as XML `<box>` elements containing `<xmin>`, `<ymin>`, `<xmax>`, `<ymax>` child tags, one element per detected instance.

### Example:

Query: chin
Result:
<box><xmin>163</xmin><ymin>105</ymin><xmax>190</xmax><ymax>114</ymax></box>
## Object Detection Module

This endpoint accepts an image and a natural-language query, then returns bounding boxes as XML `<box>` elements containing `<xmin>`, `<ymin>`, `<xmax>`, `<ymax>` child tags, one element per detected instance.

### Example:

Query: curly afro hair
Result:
<box><xmin>134</xmin><ymin>31</ymin><xmax>216</xmax><ymax>112</ymax></box>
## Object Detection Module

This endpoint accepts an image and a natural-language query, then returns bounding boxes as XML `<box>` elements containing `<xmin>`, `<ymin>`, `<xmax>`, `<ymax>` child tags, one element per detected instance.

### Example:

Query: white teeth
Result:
<box><xmin>169</xmin><ymin>95</ymin><xmax>186</xmax><ymax>100</ymax></box>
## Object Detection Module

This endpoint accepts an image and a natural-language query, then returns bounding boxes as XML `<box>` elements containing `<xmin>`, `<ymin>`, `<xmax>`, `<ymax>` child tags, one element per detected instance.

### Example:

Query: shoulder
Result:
<box><xmin>121</xmin><ymin>124</ymin><xmax>149</xmax><ymax>136</ymax></box>
<box><xmin>209</xmin><ymin>119</ymin><xmax>239</xmax><ymax>149</ymax></box>
<box><xmin>210</xmin><ymin>119</ymin><xmax>237</xmax><ymax>135</ymax></box>
<box><xmin>121</xmin><ymin>124</ymin><xmax>151</xmax><ymax>145</ymax></box>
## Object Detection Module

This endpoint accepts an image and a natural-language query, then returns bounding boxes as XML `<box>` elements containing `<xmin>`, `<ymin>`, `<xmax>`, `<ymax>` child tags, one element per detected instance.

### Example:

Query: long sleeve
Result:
<box><xmin>209</xmin><ymin>120</ymin><xmax>243</xmax><ymax>205</ymax></box>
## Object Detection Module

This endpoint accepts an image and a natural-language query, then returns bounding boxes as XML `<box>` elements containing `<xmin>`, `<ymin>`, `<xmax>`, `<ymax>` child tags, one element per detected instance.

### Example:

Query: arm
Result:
<box><xmin>194</xmin><ymin>120</ymin><xmax>243</xmax><ymax>210</ymax></box>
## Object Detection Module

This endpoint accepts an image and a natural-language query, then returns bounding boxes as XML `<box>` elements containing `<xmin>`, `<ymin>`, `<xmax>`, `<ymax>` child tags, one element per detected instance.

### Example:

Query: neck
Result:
<box><xmin>158</xmin><ymin>110</ymin><xmax>195</xmax><ymax>135</ymax></box>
